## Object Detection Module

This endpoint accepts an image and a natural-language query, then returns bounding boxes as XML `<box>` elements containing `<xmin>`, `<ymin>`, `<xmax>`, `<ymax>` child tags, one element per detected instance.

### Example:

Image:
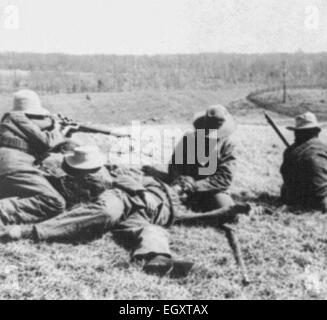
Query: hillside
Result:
<box><xmin>0</xmin><ymin>86</ymin><xmax>258</xmax><ymax>125</ymax></box>
<box><xmin>248</xmin><ymin>88</ymin><xmax>327</xmax><ymax>121</ymax></box>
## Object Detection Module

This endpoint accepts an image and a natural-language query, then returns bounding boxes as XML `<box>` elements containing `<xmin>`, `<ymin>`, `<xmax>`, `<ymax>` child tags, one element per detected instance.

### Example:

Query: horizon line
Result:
<box><xmin>0</xmin><ymin>50</ymin><xmax>326</xmax><ymax>57</ymax></box>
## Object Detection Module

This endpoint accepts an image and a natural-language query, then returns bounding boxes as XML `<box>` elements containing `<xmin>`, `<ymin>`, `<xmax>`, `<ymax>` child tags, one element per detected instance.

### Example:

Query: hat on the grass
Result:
<box><xmin>193</xmin><ymin>104</ymin><xmax>236</xmax><ymax>138</ymax></box>
<box><xmin>13</xmin><ymin>90</ymin><xmax>50</xmax><ymax>116</ymax></box>
<box><xmin>287</xmin><ymin>112</ymin><xmax>321</xmax><ymax>131</ymax></box>
<box><xmin>64</xmin><ymin>146</ymin><xmax>106</xmax><ymax>170</ymax></box>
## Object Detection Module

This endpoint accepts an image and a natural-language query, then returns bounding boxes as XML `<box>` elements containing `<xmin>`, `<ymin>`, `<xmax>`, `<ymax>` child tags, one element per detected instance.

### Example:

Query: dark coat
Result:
<box><xmin>0</xmin><ymin>112</ymin><xmax>65</xmax><ymax>176</ymax></box>
<box><xmin>280</xmin><ymin>137</ymin><xmax>327</xmax><ymax>208</ymax></box>
<box><xmin>168</xmin><ymin>131</ymin><xmax>237</xmax><ymax>193</ymax></box>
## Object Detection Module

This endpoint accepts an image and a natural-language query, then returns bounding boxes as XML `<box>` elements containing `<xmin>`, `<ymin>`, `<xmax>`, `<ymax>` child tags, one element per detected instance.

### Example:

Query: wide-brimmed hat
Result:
<box><xmin>13</xmin><ymin>90</ymin><xmax>50</xmax><ymax>116</ymax></box>
<box><xmin>64</xmin><ymin>146</ymin><xmax>106</xmax><ymax>170</ymax></box>
<box><xmin>193</xmin><ymin>105</ymin><xmax>236</xmax><ymax>138</ymax></box>
<box><xmin>287</xmin><ymin>112</ymin><xmax>321</xmax><ymax>131</ymax></box>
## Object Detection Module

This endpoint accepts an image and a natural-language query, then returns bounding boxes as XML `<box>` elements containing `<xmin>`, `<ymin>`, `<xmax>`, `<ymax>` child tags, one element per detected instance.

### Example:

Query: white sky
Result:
<box><xmin>0</xmin><ymin>0</ymin><xmax>326</xmax><ymax>54</ymax></box>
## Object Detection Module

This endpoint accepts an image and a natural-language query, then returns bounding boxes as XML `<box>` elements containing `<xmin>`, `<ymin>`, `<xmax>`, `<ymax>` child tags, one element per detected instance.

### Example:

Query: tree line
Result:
<box><xmin>0</xmin><ymin>52</ymin><xmax>326</xmax><ymax>93</ymax></box>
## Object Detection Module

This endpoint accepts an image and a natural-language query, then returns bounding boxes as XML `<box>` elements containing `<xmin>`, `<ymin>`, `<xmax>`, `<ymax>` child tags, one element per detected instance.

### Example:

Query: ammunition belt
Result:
<box><xmin>154</xmin><ymin>178</ymin><xmax>185</xmax><ymax>226</ymax></box>
<box><xmin>0</xmin><ymin>136</ymin><xmax>31</xmax><ymax>153</ymax></box>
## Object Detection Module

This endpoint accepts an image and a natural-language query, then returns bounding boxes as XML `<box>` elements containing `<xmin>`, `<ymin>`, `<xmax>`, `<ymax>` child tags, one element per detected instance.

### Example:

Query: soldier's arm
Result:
<box><xmin>113</xmin><ymin>175</ymin><xmax>147</xmax><ymax>194</ymax></box>
<box><xmin>168</xmin><ymin>133</ymin><xmax>193</xmax><ymax>182</ymax></box>
<box><xmin>194</xmin><ymin>139</ymin><xmax>237</xmax><ymax>192</ymax></box>
<box><xmin>280</xmin><ymin>148</ymin><xmax>294</xmax><ymax>204</ymax></box>
<box><xmin>11</xmin><ymin>113</ymin><xmax>66</xmax><ymax>150</ymax></box>
<box><xmin>168</xmin><ymin>155</ymin><xmax>182</xmax><ymax>183</ymax></box>
<box><xmin>305</xmin><ymin>153</ymin><xmax>327</xmax><ymax>205</ymax></box>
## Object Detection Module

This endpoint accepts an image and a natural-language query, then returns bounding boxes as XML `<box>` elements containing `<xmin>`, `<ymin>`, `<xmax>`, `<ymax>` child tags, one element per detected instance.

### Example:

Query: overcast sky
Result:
<box><xmin>0</xmin><ymin>0</ymin><xmax>326</xmax><ymax>54</ymax></box>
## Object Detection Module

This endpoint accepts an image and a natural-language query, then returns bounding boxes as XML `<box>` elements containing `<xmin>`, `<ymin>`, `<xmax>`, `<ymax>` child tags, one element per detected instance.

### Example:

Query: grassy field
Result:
<box><xmin>0</xmin><ymin>86</ymin><xmax>327</xmax><ymax>300</ymax></box>
<box><xmin>0</xmin><ymin>85</ymin><xmax>256</xmax><ymax>125</ymax></box>
<box><xmin>250</xmin><ymin>88</ymin><xmax>327</xmax><ymax>121</ymax></box>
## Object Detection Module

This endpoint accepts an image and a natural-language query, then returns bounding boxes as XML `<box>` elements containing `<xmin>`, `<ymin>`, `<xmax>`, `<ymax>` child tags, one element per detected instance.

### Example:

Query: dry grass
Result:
<box><xmin>253</xmin><ymin>88</ymin><xmax>327</xmax><ymax>121</ymax></box>
<box><xmin>0</xmin><ymin>86</ymin><xmax>255</xmax><ymax>126</ymax></box>
<box><xmin>0</xmin><ymin>88</ymin><xmax>327</xmax><ymax>300</ymax></box>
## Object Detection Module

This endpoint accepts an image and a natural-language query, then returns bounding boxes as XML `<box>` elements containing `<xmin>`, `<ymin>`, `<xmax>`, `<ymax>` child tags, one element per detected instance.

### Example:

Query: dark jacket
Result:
<box><xmin>280</xmin><ymin>137</ymin><xmax>327</xmax><ymax>208</ymax></box>
<box><xmin>168</xmin><ymin>131</ymin><xmax>237</xmax><ymax>193</ymax></box>
<box><xmin>47</xmin><ymin>167</ymin><xmax>114</xmax><ymax>209</ymax></box>
<box><xmin>0</xmin><ymin>112</ymin><xmax>65</xmax><ymax>176</ymax></box>
<box><xmin>111</xmin><ymin>175</ymin><xmax>176</xmax><ymax>227</ymax></box>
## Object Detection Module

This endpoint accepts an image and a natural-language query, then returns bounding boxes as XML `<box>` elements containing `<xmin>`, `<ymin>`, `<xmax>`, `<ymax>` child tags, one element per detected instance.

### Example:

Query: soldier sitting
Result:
<box><xmin>0</xmin><ymin>146</ymin><xmax>250</xmax><ymax>277</ymax></box>
<box><xmin>168</xmin><ymin>105</ymin><xmax>237</xmax><ymax>212</ymax></box>
<box><xmin>280</xmin><ymin>112</ymin><xmax>327</xmax><ymax>212</ymax></box>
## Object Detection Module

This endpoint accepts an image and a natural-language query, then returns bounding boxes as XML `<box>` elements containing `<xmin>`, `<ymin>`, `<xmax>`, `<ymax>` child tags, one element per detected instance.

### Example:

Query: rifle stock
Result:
<box><xmin>174</xmin><ymin>203</ymin><xmax>251</xmax><ymax>286</ymax></box>
<box><xmin>222</xmin><ymin>224</ymin><xmax>250</xmax><ymax>286</ymax></box>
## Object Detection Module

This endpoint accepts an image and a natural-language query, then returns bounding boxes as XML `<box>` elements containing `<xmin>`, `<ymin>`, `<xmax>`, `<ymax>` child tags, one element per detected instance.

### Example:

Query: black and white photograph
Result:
<box><xmin>0</xmin><ymin>0</ymin><xmax>326</xmax><ymax>302</ymax></box>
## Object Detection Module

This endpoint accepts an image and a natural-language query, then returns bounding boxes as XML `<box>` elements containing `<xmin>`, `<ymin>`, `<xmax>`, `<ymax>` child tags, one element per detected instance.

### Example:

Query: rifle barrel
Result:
<box><xmin>55</xmin><ymin>115</ymin><xmax>131</xmax><ymax>138</ymax></box>
<box><xmin>78</xmin><ymin>124</ymin><xmax>131</xmax><ymax>138</ymax></box>
<box><xmin>264</xmin><ymin>113</ymin><xmax>290</xmax><ymax>147</ymax></box>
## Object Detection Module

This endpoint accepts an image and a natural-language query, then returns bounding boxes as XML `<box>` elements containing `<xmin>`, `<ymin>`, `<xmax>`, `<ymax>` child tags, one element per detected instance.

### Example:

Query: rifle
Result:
<box><xmin>264</xmin><ymin>112</ymin><xmax>290</xmax><ymax>147</ymax></box>
<box><xmin>221</xmin><ymin>224</ymin><xmax>250</xmax><ymax>286</ymax></box>
<box><xmin>174</xmin><ymin>203</ymin><xmax>251</xmax><ymax>223</ymax></box>
<box><xmin>55</xmin><ymin>114</ymin><xmax>131</xmax><ymax>139</ymax></box>
<box><xmin>35</xmin><ymin>114</ymin><xmax>131</xmax><ymax>166</ymax></box>
<box><xmin>174</xmin><ymin>203</ymin><xmax>251</xmax><ymax>285</ymax></box>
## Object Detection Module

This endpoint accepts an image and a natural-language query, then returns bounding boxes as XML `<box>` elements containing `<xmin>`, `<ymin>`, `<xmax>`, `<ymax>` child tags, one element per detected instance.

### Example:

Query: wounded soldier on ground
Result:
<box><xmin>281</xmin><ymin>112</ymin><xmax>327</xmax><ymax>212</ymax></box>
<box><xmin>0</xmin><ymin>146</ymin><xmax>250</xmax><ymax>277</ymax></box>
<box><xmin>168</xmin><ymin>105</ymin><xmax>237</xmax><ymax>213</ymax></box>
<box><xmin>0</xmin><ymin>90</ymin><xmax>78</xmax><ymax>224</ymax></box>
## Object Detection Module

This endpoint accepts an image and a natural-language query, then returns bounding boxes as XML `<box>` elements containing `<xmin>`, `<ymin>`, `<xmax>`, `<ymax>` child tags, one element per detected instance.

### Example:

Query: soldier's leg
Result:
<box><xmin>113</xmin><ymin>212</ymin><xmax>171</xmax><ymax>259</ymax></box>
<box><xmin>0</xmin><ymin>172</ymin><xmax>66</xmax><ymax>225</ymax></box>
<box><xmin>4</xmin><ymin>190</ymin><xmax>126</xmax><ymax>242</ymax></box>
<box><xmin>113</xmin><ymin>211</ymin><xmax>193</xmax><ymax>277</ymax></box>
<box><xmin>318</xmin><ymin>197</ymin><xmax>327</xmax><ymax>213</ymax></box>
<box><xmin>34</xmin><ymin>204</ymin><xmax>123</xmax><ymax>242</ymax></box>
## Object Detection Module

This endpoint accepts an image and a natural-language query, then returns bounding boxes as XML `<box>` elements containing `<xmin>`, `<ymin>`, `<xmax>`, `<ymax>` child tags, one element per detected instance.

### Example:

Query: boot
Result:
<box><xmin>0</xmin><ymin>225</ymin><xmax>34</xmax><ymax>242</ymax></box>
<box><xmin>143</xmin><ymin>254</ymin><xmax>193</xmax><ymax>278</ymax></box>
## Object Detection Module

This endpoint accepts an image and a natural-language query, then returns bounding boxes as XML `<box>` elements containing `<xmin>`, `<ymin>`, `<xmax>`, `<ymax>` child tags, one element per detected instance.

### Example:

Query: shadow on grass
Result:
<box><xmin>234</xmin><ymin>192</ymin><xmax>281</xmax><ymax>207</ymax></box>
<box><xmin>235</xmin><ymin>192</ymin><xmax>324</xmax><ymax>216</ymax></box>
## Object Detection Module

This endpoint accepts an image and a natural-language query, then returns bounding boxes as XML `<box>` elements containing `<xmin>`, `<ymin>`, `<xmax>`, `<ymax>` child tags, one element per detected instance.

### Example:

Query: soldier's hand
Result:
<box><xmin>61</xmin><ymin>124</ymin><xmax>80</xmax><ymax>137</ymax></box>
<box><xmin>141</xmin><ymin>191</ymin><xmax>158</xmax><ymax>215</ymax></box>
<box><xmin>180</xmin><ymin>176</ymin><xmax>196</xmax><ymax>194</ymax></box>
<box><xmin>49</xmin><ymin>139</ymin><xmax>81</xmax><ymax>154</ymax></box>
<box><xmin>60</xmin><ymin>139</ymin><xmax>81</xmax><ymax>153</ymax></box>
<box><xmin>172</xmin><ymin>176</ymin><xmax>196</xmax><ymax>195</ymax></box>
<box><xmin>183</xmin><ymin>177</ymin><xmax>196</xmax><ymax>193</ymax></box>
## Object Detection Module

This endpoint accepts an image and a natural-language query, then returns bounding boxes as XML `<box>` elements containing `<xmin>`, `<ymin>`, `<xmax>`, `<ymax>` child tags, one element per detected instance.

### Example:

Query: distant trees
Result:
<box><xmin>0</xmin><ymin>52</ymin><xmax>326</xmax><ymax>93</ymax></box>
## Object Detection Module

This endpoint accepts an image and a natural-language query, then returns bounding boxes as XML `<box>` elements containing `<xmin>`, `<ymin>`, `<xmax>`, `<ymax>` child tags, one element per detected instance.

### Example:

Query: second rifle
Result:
<box><xmin>264</xmin><ymin>112</ymin><xmax>290</xmax><ymax>147</ymax></box>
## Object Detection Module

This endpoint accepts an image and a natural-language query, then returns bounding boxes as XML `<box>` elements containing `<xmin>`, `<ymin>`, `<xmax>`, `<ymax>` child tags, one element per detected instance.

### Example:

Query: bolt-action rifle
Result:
<box><xmin>264</xmin><ymin>112</ymin><xmax>290</xmax><ymax>147</ymax></box>
<box><xmin>174</xmin><ymin>203</ymin><xmax>252</xmax><ymax>285</ymax></box>
<box><xmin>55</xmin><ymin>114</ymin><xmax>131</xmax><ymax>139</ymax></box>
